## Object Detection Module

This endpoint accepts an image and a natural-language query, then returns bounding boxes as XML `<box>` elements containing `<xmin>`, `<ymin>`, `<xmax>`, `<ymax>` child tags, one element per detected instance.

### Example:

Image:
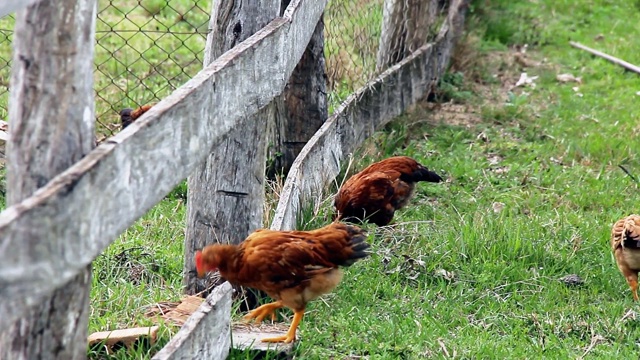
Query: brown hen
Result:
<box><xmin>334</xmin><ymin>156</ymin><xmax>443</xmax><ymax>226</ymax></box>
<box><xmin>612</xmin><ymin>214</ymin><xmax>640</xmax><ymax>301</ymax></box>
<box><xmin>195</xmin><ymin>222</ymin><xmax>370</xmax><ymax>343</ymax></box>
<box><xmin>119</xmin><ymin>104</ymin><xmax>153</xmax><ymax>130</ymax></box>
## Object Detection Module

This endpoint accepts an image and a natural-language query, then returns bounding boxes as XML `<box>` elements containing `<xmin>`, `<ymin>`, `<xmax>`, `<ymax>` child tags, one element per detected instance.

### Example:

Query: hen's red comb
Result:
<box><xmin>195</xmin><ymin>251</ymin><xmax>203</xmax><ymax>272</ymax></box>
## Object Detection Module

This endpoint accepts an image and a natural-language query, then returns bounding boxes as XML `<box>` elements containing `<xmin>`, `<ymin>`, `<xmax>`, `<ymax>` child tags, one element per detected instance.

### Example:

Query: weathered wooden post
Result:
<box><xmin>184</xmin><ymin>0</ymin><xmax>281</xmax><ymax>296</ymax></box>
<box><xmin>0</xmin><ymin>0</ymin><xmax>96</xmax><ymax>358</ymax></box>
<box><xmin>269</xmin><ymin>1</ymin><xmax>328</xmax><ymax>177</ymax></box>
<box><xmin>377</xmin><ymin>0</ymin><xmax>441</xmax><ymax>72</ymax></box>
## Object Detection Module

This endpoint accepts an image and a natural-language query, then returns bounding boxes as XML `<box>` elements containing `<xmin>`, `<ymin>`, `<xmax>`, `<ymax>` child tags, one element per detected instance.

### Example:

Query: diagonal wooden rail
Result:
<box><xmin>0</xmin><ymin>0</ymin><xmax>327</xmax><ymax>330</ymax></box>
<box><xmin>271</xmin><ymin>0</ymin><xmax>468</xmax><ymax>231</ymax></box>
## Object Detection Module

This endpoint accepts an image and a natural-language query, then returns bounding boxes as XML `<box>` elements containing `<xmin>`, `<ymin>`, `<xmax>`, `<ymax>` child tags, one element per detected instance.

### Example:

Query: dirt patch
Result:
<box><xmin>406</xmin><ymin>102</ymin><xmax>483</xmax><ymax>128</ymax></box>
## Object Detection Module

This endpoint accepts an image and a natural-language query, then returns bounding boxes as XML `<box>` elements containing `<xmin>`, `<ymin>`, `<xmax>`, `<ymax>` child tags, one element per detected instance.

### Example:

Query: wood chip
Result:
<box><xmin>88</xmin><ymin>326</ymin><xmax>159</xmax><ymax>354</ymax></box>
<box><xmin>145</xmin><ymin>295</ymin><xmax>205</xmax><ymax>327</ymax></box>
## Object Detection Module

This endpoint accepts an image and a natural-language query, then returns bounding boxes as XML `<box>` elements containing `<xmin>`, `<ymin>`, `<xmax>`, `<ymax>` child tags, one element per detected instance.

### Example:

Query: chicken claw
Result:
<box><xmin>261</xmin><ymin>310</ymin><xmax>304</xmax><ymax>343</ymax></box>
<box><xmin>243</xmin><ymin>301</ymin><xmax>282</xmax><ymax>323</ymax></box>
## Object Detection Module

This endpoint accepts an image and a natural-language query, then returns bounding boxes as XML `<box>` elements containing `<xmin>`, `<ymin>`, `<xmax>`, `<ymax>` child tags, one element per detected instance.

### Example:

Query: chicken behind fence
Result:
<box><xmin>119</xmin><ymin>104</ymin><xmax>154</xmax><ymax>130</ymax></box>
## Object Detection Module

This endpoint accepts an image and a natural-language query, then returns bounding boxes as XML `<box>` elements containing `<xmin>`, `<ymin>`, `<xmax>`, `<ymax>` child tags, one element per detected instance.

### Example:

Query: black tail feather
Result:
<box><xmin>342</xmin><ymin>225</ymin><xmax>371</xmax><ymax>266</ymax></box>
<box><xmin>623</xmin><ymin>227</ymin><xmax>640</xmax><ymax>248</ymax></box>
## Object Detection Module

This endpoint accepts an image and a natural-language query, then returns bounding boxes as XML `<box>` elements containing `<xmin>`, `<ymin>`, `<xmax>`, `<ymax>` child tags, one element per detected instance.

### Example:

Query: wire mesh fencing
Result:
<box><xmin>0</xmin><ymin>0</ymin><xmax>450</xmax><ymax>139</ymax></box>
<box><xmin>0</xmin><ymin>0</ymin><xmax>211</xmax><ymax>141</ymax></box>
<box><xmin>324</xmin><ymin>0</ymin><xmax>449</xmax><ymax>109</ymax></box>
<box><xmin>93</xmin><ymin>0</ymin><xmax>210</xmax><ymax>140</ymax></box>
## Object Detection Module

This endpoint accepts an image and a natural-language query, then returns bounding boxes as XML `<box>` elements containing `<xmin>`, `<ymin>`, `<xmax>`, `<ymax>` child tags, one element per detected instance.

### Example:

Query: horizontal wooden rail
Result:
<box><xmin>270</xmin><ymin>0</ymin><xmax>468</xmax><ymax>231</ymax></box>
<box><xmin>0</xmin><ymin>0</ymin><xmax>327</xmax><ymax>329</ymax></box>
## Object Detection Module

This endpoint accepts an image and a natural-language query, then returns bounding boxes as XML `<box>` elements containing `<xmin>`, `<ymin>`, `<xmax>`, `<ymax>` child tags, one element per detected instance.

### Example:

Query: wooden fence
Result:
<box><xmin>0</xmin><ymin>0</ymin><xmax>469</xmax><ymax>358</ymax></box>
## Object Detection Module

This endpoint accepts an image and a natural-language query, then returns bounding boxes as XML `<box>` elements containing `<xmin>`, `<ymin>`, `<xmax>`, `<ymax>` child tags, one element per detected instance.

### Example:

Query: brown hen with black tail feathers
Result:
<box><xmin>334</xmin><ymin>156</ymin><xmax>443</xmax><ymax>226</ymax></box>
<box><xmin>611</xmin><ymin>214</ymin><xmax>640</xmax><ymax>301</ymax></box>
<box><xmin>194</xmin><ymin>222</ymin><xmax>370</xmax><ymax>343</ymax></box>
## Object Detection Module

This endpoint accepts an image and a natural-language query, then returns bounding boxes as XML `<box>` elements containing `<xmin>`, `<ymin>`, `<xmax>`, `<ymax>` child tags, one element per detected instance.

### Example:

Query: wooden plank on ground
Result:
<box><xmin>270</xmin><ymin>0</ymin><xmax>469</xmax><ymax>231</ymax></box>
<box><xmin>88</xmin><ymin>326</ymin><xmax>159</xmax><ymax>355</ymax></box>
<box><xmin>0</xmin><ymin>0</ymin><xmax>327</xmax><ymax>329</ymax></box>
<box><xmin>151</xmin><ymin>282</ymin><xmax>232</xmax><ymax>360</ymax></box>
<box><xmin>231</xmin><ymin>323</ymin><xmax>295</xmax><ymax>354</ymax></box>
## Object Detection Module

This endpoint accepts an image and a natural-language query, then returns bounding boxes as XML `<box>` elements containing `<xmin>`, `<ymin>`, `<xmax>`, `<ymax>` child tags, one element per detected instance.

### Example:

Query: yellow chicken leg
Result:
<box><xmin>243</xmin><ymin>301</ymin><xmax>282</xmax><ymax>323</ymax></box>
<box><xmin>627</xmin><ymin>276</ymin><xmax>639</xmax><ymax>301</ymax></box>
<box><xmin>262</xmin><ymin>309</ymin><xmax>304</xmax><ymax>343</ymax></box>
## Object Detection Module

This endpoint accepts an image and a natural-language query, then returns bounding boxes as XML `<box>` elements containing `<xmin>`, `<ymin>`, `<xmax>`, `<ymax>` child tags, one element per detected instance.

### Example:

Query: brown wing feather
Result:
<box><xmin>362</xmin><ymin>156</ymin><xmax>420</xmax><ymax>177</ymax></box>
<box><xmin>612</xmin><ymin>214</ymin><xmax>640</xmax><ymax>251</ymax></box>
<box><xmin>131</xmin><ymin>104</ymin><xmax>153</xmax><ymax>119</ymax></box>
<box><xmin>335</xmin><ymin>172</ymin><xmax>395</xmax><ymax>224</ymax></box>
<box><xmin>232</xmin><ymin>223</ymin><xmax>366</xmax><ymax>297</ymax></box>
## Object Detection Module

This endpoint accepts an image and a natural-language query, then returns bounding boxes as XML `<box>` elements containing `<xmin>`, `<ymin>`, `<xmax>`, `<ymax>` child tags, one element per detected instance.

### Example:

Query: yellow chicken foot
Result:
<box><xmin>243</xmin><ymin>301</ymin><xmax>282</xmax><ymax>323</ymax></box>
<box><xmin>262</xmin><ymin>309</ymin><xmax>304</xmax><ymax>343</ymax></box>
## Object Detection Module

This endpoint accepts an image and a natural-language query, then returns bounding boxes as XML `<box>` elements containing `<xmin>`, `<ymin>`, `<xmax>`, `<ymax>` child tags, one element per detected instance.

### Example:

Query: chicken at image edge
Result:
<box><xmin>611</xmin><ymin>214</ymin><xmax>640</xmax><ymax>301</ymax></box>
<box><xmin>334</xmin><ymin>156</ymin><xmax>443</xmax><ymax>226</ymax></box>
<box><xmin>195</xmin><ymin>222</ymin><xmax>370</xmax><ymax>343</ymax></box>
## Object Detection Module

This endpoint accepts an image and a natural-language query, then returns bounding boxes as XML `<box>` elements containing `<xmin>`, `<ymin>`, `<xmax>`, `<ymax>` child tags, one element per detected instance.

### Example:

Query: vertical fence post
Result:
<box><xmin>377</xmin><ymin>0</ymin><xmax>440</xmax><ymax>72</ymax></box>
<box><xmin>268</xmin><ymin>1</ymin><xmax>328</xmax><ymax>178</ymax></box>
<box><xmin>184</xmin><ymin>0</ymin><xmax>281</xmax><ymax>296</ymax></box>
<box><xmin>0</xmin><ymin>0</ymin><xmax>96</xmax><ymax>358</ymax></box>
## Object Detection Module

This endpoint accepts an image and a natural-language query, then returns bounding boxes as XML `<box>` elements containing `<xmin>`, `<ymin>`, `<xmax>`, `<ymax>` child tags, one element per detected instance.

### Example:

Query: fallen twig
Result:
<box><xmin>578</xmin><ymin>334</ymin><xmax>605</xmax><ymax>360</ymax></box>
<box><xmin>570</xmin><ymin>41</ymin><xmax>640</xmax><ymax>75</ymax></box>
<box><xmin>618</xmin><ymin>165</ymin><xmax>639</xmax><ymax>184</ymax></box>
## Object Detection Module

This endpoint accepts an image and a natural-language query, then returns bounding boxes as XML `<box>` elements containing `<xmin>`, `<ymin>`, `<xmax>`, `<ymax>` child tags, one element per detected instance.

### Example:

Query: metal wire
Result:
<box><xmin>0</xmin><ymin>0</ymin><xmax>448</xmax><ymax>138</ymax></box>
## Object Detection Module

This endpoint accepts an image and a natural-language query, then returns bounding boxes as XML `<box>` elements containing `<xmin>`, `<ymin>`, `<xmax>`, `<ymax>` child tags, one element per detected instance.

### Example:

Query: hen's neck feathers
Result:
<box><xmin>211</xmin><ymin>244</ymin><xmax>242</xmax><ymax>273</ymax></box>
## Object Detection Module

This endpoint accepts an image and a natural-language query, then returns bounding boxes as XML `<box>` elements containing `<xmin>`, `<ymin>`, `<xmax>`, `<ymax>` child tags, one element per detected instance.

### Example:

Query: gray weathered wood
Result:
<box><xmin>0</xmin><ymin>0</ymin><xmax>42</xmax><ymax>18</ymax></box>
<box><xmin>269</xmin><ymin>3</ymin><xmax>327</xmax><ymax>177</ymax></box>
<box><xmin>377</xmin><ymin>0</ymin><xmax>442</xmax><ymax>72</ymax></box>
<box><xmin>152</xmin><ymin>282</ymin><xmax>233</xmax><ymax>360</ymax></box>
<box><xmin>0</xmin><ymin>0</ymin><xmax>96</xmax><ymax>359</ymax></box>
<box><xmin>0</xmin><ymin>0</ymin><xmax>327</xmax><ymax>330</ymax></box>
<box><xmin>271</xmin><ymin>0</ymin><xmax>468</xmax><ymax>231</ymax></box>
<box><xmin>184</xmin><ymin>0</ymin><xmax>279</xmax><ymax>297</ymax></box>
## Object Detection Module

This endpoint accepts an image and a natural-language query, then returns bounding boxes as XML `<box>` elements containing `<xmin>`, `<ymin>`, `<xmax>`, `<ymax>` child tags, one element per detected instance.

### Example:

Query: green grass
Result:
<box><xmin>284</xmin><ymin>0</ymin><xmax>640</xmax><ymax>358</ymax></box>
<box><xmin>2</xmin><ymin>0</ymin><xmax>640</xmax><ymax>358</ymax></box>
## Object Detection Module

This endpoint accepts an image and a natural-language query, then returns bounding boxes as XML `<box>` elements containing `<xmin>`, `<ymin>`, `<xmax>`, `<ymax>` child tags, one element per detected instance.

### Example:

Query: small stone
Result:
<box><xmin>559</xmin><ymin>274</ymin><xmax>584</xmax><ymax>287</ymax></box>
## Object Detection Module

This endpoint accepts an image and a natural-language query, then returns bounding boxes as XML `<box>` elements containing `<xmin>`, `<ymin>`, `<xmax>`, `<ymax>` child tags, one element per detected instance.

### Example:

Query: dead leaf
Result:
<box><xmin>513</xmin><ymin>72</ymin><xmax>539</xmax><ymax>89</ymax></box>
<box><xmin>476</xmin><ymin>131</ymin><xmax>489</xmax><ymax>142</ymax></box>
<box><xmin>486</xmin><ymin>154</ymin><xmax>503</xmax><ymax>165</ymax></box>
<box><xmin>621</xmin><ymin>309</ymin><xmax>637</xmax><ymax>322</ymax></box>
<box><xmin>556</xmin><ymin>73</ymin><xmax>582</xmax><ymax>84</ymax></box>
<box><xmin>434</xmin><ymin>268</ymin><xmax>456</xmax><ymax>281</ymax></box>
<box><xmin>492</xmin><ymin>202</ymin><xmax>505</xmax><ymax>213</ymax></box>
